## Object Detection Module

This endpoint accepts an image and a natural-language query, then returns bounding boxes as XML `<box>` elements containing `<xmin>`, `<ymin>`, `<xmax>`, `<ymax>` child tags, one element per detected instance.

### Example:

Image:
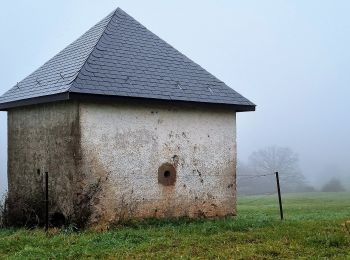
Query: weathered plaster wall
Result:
<box><xmin>79</xmin><ymin>100</ymin><xmax>237</xmax><ymax>228</ymax></box>
<box><xmin>7</xmin><ymin>101</ymin><xmax>80</xmax><ymax>223</ymax></box>
<box><xmin>7</xmin><ymin>99</ymin><xmax>237</xmax><ymax>228</ymax></box>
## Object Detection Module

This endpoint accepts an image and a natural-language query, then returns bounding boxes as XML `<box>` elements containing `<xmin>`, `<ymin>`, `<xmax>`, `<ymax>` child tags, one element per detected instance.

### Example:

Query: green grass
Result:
<box><xmin>0</xmin><ymin>192</ymin><xmax>349</xmax><ymax>259</ymax></box>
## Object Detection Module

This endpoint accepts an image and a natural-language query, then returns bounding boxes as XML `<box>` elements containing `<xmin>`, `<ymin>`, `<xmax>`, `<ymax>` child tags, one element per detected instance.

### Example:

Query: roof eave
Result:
<box><xmin>0</xmin><ymin>92</ymin><xmax>70</xmax><ymax>111</ymax></box>
<box><xmin>68</xmin><ymin>92</ymin><xmax>256</xmax><ymax>111</ymax></box>
<box><xmin>234</xmin><ymin>104</ymin><xmax>256</xmax><ymax>112</ymax></box>
<box><xmin>0</xmin><ymin>92</ymin><xmax>255</xmax><ymax>111</ymax></box>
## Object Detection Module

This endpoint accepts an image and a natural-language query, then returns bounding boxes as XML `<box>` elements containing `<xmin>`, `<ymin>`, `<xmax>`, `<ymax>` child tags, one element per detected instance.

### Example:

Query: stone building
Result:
<box><xmin>0</xmin><ymin>8</ymin><xmax>255</xmax><ymax>228</ymax></box>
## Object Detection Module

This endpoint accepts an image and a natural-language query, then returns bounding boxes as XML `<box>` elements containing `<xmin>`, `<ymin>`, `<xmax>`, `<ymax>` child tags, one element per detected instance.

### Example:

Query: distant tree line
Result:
<box><xmin>237</xmin><ymin>146</ymin><xmax>347</xmax><ymax>195</ymax></box>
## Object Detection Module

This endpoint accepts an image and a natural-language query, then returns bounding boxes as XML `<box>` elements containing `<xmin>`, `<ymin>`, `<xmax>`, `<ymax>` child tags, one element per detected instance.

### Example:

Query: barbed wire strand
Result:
<box><xmin>237</xmin><ymin>173</ymin><xmax>276</xmax><ymax>177</ymax></box>
<box><xmin>237</xmin><ymin>173</ymin><xmax>276</xmax><ymax>180</ymax></box>
<box><xmin>238</xmin><ymin>192</ymin><xmax>277</xmax><ymax>204</ymax></box>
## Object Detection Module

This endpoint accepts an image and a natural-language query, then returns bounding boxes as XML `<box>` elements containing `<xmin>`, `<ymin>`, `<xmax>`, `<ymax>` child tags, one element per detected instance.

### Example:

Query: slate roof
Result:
<box><xmin>0</xmin><ymin>8</ymin><xmax>255</xmax><ymax>111</ymax></box>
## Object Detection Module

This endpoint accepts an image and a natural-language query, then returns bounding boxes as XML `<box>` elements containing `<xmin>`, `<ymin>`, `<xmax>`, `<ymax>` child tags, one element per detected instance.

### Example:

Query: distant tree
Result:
<box><xmin>247</xmin><ymin>146</ymin><xmax>307</xmax><ymax>192</ymax></box>
<box><xmin>237</xmin><ymin>159</ymin><xmax>277</xmax><ymax>195</ymax></box>
<box><xmin>321</xmin><ymin>178</ymin><xmax>346</xmax><ymax>192</ymax></box>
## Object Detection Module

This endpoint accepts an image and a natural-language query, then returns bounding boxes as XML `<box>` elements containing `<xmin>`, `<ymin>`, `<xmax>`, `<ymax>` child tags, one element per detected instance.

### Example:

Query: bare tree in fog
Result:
<box><xmin>238</xmin><ymin>146</ymin><xmax>314</xmax><ymax>195</ymax></box>
<box><xmin>249</xmin><ymin>146</ymin><xmax>305</xmax><ymax>185</ymax></box>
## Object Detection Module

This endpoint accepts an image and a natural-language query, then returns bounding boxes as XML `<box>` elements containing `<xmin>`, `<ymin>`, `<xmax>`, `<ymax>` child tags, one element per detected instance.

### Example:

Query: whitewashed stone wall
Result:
<box><xmin>7</xmin><ymin>99</ymin><xmax>237</xmax><ymax>228</ymax></box>
<box><xmin>79</xmin><ymin>100</ymin><xmax>237</xmax><ymax>228</ymax></box>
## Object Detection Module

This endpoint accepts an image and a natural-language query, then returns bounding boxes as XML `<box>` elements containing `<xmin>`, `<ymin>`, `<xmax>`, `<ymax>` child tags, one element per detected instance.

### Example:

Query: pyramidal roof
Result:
<box><xmin>0</xmin><ymin>8</ymin><xmax>255</xmax><ymax>111</ymax></box>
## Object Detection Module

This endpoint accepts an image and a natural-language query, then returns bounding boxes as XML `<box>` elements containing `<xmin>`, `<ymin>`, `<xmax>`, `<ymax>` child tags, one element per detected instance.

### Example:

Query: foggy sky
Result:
<box><xmin>1</xmin><ymin>0</ymin><xmax>349</xmax><ymax>195</ymax></box>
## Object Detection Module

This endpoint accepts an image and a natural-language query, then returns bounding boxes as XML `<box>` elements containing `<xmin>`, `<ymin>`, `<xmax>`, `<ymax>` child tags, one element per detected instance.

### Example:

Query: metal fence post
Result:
<box><xmin>45</xmin><ymin>171</ymin><xmax>49</xmax><ymax>231</ymax></box>
<box><xmin>275</xmin><ymin>172</ymin><xmax>284</xmax><ymax>220</ymax></box>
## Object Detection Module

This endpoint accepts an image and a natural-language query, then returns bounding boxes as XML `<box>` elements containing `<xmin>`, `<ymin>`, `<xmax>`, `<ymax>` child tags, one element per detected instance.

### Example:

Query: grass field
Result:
<box><xmin>0</xmin><ymin>192</ymin><xmax>349</xmax><ymax>259</ymax></box>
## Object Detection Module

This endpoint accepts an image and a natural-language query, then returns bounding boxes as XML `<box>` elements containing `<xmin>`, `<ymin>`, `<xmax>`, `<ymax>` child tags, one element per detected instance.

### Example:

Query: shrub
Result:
<box><xmin>0</xmin><ymin>192</ymin><xmax>8</xmax><ymax>227</ymax></box>
<box><xmin>321</xmin><ymin>178</ymin><xmax>346</xmax><ymax>192</ymax></box>
<box><xmin>0</xmin><ymin>191</ymin><xmax>46</xmax><ymax>228</ymax></box>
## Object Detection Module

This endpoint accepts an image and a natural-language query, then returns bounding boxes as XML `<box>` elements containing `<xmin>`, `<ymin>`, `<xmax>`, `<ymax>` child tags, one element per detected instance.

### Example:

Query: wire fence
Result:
<box><xmin>238</xmin><ymin>192</ymin><xmax>277</xmax><ymax>205</ymax></box>
<box><xmin>237</xmin><ymin>172</ymin><xmax>284</xmax><ymax>219</ymax></box>
<box><xmin>236</xmin><ymin>173</ymin><xmax>276</xmax><ymax>180</ymax></box>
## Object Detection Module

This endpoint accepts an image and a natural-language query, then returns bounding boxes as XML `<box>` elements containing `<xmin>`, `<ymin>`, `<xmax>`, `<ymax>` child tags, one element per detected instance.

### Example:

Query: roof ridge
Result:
<box><xmin>67</xmin><ymin>8</ymin><xmax>118</xmax><ymax>91</ymax></box>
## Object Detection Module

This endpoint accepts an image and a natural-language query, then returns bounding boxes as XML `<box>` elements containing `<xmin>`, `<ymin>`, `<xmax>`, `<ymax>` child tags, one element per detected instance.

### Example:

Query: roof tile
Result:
<box><xmin>0</xmin><ymin>8</ymin><xmax>255</xmax><ymax>109</ymax></box>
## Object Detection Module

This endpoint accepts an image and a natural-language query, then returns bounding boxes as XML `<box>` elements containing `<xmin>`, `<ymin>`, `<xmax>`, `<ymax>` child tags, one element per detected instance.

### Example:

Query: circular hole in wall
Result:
<box><xmin>158</xmin><ymin>163</ymin><xmax>176</xmax><ymax>186</ymax></box>
<box><xmin>164</xmin><ymin>170</ymin><xmax>171</xmax><ymax>178</ymax></box>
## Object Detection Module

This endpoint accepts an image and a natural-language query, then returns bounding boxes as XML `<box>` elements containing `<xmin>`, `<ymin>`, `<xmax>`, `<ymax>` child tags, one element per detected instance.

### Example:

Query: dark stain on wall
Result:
<box><xmin>158</xmin><ymin>163</ymin><xmax>176</xmax><ymax>186</ymax></box>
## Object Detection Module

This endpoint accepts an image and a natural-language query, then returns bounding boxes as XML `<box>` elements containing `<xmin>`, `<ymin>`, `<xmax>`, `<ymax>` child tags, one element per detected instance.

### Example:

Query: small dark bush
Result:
<box><xmin>322</xmin><ymin>178</ymin><xmax>346</xmax><ymax>192</ymax></box>
<box><xmin>0</xmin><ymin>192</ymin><xmax>47</xmax><ymax>228</ymax></box>
<box><xmin>0</xmin><ymin>192</ymin><xmax>8</xmax><ymax>227</ymax></box>
<box><xmin>6</xmin><ymin>194</ymin><xmax>44</xmax><ymax>227</ymax></box>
